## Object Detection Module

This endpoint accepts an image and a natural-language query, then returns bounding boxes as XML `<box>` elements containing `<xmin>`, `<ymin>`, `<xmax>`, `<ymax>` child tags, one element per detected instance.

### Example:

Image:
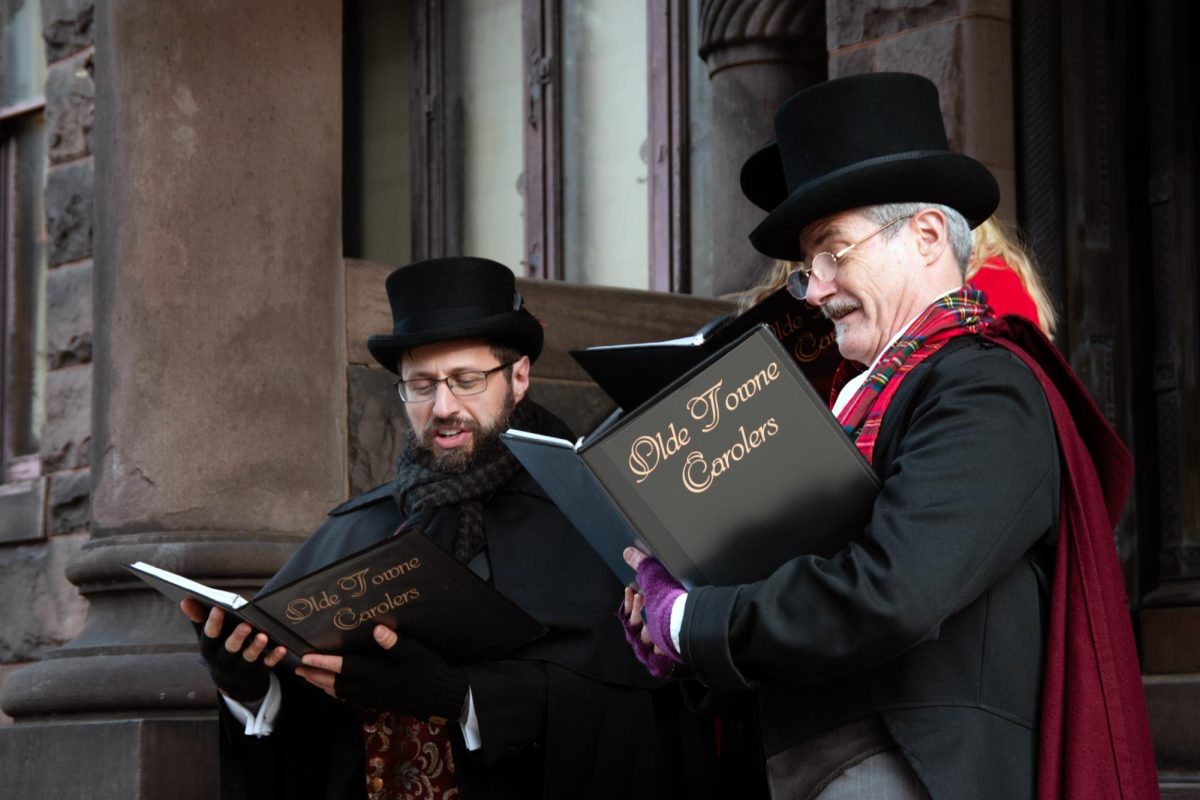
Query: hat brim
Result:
<box><xmin>367</xmin><ymin>310</ymin><xmax>544</xmax><ymax>373</ymax></box>
<box><xmin>748</xmin><ymin>150</ymin><xmax>999</xmax><ymax>261</ymax></box>
<box><xmin>740</xmin><ymin>141</ymin><xmax>787</xmax><ymax>213</ymax></box>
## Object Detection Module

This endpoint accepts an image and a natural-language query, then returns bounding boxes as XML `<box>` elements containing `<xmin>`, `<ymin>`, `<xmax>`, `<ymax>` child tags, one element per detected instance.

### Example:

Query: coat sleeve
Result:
<box><xmin>681</xmin><ymin>346</ymin><xmax>1060</xmax><ymax>690</ymax></box>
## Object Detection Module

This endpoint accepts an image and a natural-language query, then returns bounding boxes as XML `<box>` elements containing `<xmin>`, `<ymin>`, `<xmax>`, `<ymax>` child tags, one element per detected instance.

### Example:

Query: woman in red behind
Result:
<box><xmin>966</xmin><ymin>217</ymin><xmax>1057</xmax><ymax>337</ymax></box>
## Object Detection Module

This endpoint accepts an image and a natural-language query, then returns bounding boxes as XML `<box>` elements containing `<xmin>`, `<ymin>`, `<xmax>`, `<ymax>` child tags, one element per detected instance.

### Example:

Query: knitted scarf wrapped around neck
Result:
<box><xmin>836</xmin><ymin>287</ymin><xmax>991</xmax><ymax>463</ymax></box>
<box><xmin>391</xmin><ymin>398</ymin><xmax>537</xmax><ymax>563</ymax></box>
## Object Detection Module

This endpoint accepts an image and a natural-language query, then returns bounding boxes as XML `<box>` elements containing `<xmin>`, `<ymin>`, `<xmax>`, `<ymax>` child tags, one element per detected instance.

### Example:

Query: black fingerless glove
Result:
<box><xmin>335</xmin><ymin>637</ymin><xmax>468</xmax><ymax>723</ymax></box>
<box><xmin>193</xmin><ymin>619</ymin><xmax>272</xmax><ymax>704</ymax></box>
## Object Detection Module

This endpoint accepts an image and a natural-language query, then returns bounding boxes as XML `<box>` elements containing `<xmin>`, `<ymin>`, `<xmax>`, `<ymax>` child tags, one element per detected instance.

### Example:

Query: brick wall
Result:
<box><xmin>0</xmin><ymin>0</ymin><xmax>94</xmax><ymax>725</ymax></box>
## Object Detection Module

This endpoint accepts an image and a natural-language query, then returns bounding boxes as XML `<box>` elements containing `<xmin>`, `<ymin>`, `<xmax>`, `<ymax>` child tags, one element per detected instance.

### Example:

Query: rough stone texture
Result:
<box><xmin>45</xmin><ymin>50</ymin><xmax>94</xmax><ymax>164</ymax></box>
<box><xmin>45</xmin><ymin>158</ymin><xmax>93</xmax><ymax>266</ymax></box>
<box><xmin>41</xmin><ymin>0</ymin><xmax>94</xmax><ymax>62</ymax></box>
<box><xmin>0</xmin><ymin>718</ymin><xmax>218</xmax><ymax>799</ymax></box>
<box><xmin>348</xmin><ymin>365</ymin><xmax>406</xmax><ymax>496</ymax></box>
<box><xmin>0</xmin><ymin>478</ymin><xmax>46</xmax><ymax>544</ymax></box>
<box><xmin>0</xmin><ymin>663</ymin><xmax>24</xmax><ymax>724</ymax></box>
<box><xmin>48</xmin><ymin>469</ymin><xmax>90</xmax><ymax>536</ymax></box>
<box><xmin>0</xmin><ymin>533</ymin><xmax>89</xmax><ymax>662</ymax></box>
<box><xmin>828</xmin><ymin>45</ymin><xmax>874</xmax><ymax>78</ymax></box>
<box><xmin>530</xmin><ymin>378</ymin><xmax>616</xmax><ymax>439</ymax></box>
<box><xmin>46</xmin><ymin>260</ymin><xmax>92</xmax><ymax>368</ymax></box>
<box><xmin>826</xmin><ymin>0</ymin><xmax>1009</xmax><ymax>50</ymax></box>
<box><xmin>40</xmin><ymin>366</ymin><xmax>91</xmax><ymax>472</ymax></box>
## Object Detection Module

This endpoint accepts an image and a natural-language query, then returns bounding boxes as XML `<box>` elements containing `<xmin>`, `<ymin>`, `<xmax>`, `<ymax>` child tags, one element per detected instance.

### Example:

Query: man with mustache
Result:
<box><xmin>182</xmin><ymin>257</ymin><xmax>678</xmax><ymax>799</ymax></box>
<box><xmin>623</xmin><ymin>73</ymin><xmax>1157</xmax><ymax>800</ymax></box>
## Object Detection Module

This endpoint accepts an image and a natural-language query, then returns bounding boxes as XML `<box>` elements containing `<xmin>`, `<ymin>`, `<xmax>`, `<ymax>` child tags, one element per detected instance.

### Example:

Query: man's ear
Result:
<box><xmin>510</xmin><ymin>355</ymin><xmax>532</xmax><ymax>404</ymax></box>
<box><xmin>911</xmin><ymin>207</ymin><xmax>948</xmax><ymax>265</ymax></box>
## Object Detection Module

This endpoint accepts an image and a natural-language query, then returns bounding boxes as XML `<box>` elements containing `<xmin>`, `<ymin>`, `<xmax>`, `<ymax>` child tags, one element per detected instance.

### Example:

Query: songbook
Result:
<box><xmin>127</xmin><ymin>527</ymin><xmax>546</xmax><ymax>664</ymax></box>
<box><xmin>570</xmin><ymin>286</ymin><xmax>842</xmax><ymax>412</ymax></box>
<box><xmin>502</xmin><ymin>325</ymin><xmax>880</xmax><ymax>590</ymax></box>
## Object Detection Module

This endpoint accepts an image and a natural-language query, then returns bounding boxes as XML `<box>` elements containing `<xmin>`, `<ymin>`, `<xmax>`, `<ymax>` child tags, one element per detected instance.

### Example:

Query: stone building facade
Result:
<box><xmin>0</xmin><ymin>0</ymin><xmax>1196</xmax><ymax>797</ymax></box>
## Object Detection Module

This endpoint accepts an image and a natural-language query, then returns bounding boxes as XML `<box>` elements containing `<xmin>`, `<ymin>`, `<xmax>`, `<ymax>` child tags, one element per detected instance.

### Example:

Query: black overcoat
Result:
<box><xmin>682</xmin><ymin>335</ymin><xmax>1061</xmax><ymax>799</ymax></box>
<box><xmin>218</xmin><ymin>404</ymin><xmax>686</xmax><ymax>799</ymax></box>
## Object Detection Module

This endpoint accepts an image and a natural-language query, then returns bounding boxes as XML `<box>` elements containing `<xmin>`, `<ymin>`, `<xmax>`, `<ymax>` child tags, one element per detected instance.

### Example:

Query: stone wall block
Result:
<box><xmin>40</xmin><ymin>366</ymin><xmax>91</xmax><ymax>472</ymax></box>
<box><xmin>826</xmin><ymin>0</ymin><xmax>1009</xmax><ymax>50</ymax></box>
<box><xmin>348</xmin><ymin>365</ymin><xmax>406</xmax><ymax>496</ymax></box>
<box><xmin>45</xmin><ymin>159</ymin><xmax>93</xmax><ymax>267</ymax></box>
<box><xmin>41</xmin><ymin>0</ymin><xmax>94</xmax><ymax>62</ymax></box>
<box><xmin>828</xmin><ymin>45</ymin><xmax>875</xmax><ymax>79</ymax></box>
<box><xmin>49</xmin><ymin>470</ymin><xmax>90</xmax><ymax>536</ymax></box>
<box><xmin>0</xmin><ymin>478</ymin><xmax>47</xmax><ymax>545</ymax></box>
<box><xmin>45</xmin><ymin>51</ymin><xmax>94</xmax><ymax>164</ymax></box>
<box><xmin>0</xmin><ymin>533</ymin><xmax>89</xmax><ymax>662</ymax></box>
<box><xmin>46</xmin><ymin>260</ymin><xmax>92</xmax><ymax>368</ymax></box>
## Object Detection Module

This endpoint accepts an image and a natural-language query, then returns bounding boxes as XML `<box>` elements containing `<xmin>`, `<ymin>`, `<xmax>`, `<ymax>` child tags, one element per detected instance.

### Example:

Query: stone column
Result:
<box><xmin>0</xmin><ymin>1</ymin><xmax>345</xmax><ymax>796</ymax></box>
<box><xmin>698</xmin><ymin>0</ymin><xmax>827</xmax><ymax>296</ymax></box>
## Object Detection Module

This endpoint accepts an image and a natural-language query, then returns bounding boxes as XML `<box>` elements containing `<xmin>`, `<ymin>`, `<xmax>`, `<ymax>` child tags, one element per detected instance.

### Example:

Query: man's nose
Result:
<box><xmin>804</xmin><ymin>271</ymin><xmax>837</xmax><ymax>306</ymax></box>
<box><xmin>431</xmin><ymin>381</ymin><xmax>463</xmax><ymax>417</ymax></box>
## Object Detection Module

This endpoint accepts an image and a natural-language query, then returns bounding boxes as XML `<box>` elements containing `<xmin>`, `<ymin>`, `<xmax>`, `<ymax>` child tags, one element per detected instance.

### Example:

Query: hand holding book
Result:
<box><xmin>295</xmin><ymin>625</ymin><xmax>470</xmax><ymax>725</ymax></box>
<box><xmin>181</xmin><ymin>599</ymin><xmax>287</xmax><ymax>703</ymax></box>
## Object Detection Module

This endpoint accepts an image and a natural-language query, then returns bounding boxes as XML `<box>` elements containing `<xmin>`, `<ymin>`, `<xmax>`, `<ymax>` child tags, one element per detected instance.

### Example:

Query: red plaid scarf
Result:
<box><xmin>836</xmin><ymin>288</ymin><xmax>991</xmax><ymax>462</ymax></box>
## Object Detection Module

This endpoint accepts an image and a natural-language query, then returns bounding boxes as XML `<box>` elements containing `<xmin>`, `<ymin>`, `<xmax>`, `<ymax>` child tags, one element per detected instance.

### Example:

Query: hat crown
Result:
<box><xmin>775</xmin><ymin>73</ymin><xmax>949</xmax><ymax>193</ymax></box>
<box><xmin>385</xmin><ymin>257</ymin><xmax>517</xmax><ymax>331</ymax></box>
<box><xmin>740</xmin><ymin>72</ymin><xmax>1000</xmax><ymax>260</ymax></box>
<box><xmin>367</xmin><ymin>256</ymin><xmax>544</xmax><ymax>372</ymax></box>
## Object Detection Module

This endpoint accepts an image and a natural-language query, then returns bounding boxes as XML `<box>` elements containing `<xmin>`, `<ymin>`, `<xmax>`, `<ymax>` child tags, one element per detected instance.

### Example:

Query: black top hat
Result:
<box><xmin>366</xmin><ymin>257</ymin><xmax>544</xmax><ymax>373</ymax></box>
<box><xmin>741</xmin><ymin>72</ymin><xmax>1000</xmax><ymax>261</ymax></box>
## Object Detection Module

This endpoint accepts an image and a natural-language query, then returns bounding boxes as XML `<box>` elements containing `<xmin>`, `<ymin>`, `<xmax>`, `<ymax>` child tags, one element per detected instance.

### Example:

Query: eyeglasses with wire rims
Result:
<box><xmin>786</xmin><ymin>216</ymin><xmax>910</xmax><ymax>300</ymax></box>
<box><xmin>394</xmin><ymin>362</ymin><xmax>515</xmax><ymax>403</ymax></box>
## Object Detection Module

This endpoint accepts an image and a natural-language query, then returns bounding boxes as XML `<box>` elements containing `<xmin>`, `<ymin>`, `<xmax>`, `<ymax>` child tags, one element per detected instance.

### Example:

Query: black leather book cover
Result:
<box><xmin>128</xmin><ymin>530</ymin><xmax>546</xmax><ymax>664</ymax></box>
<box><xmin>570</xmin><ymin>287</ymin><xmax>842</xmax><ymax>412</ymax></box>
<box><xmin>504</xmin><ymin>325</ymin><xmax>880</xmax><ymax>590</ymax></box>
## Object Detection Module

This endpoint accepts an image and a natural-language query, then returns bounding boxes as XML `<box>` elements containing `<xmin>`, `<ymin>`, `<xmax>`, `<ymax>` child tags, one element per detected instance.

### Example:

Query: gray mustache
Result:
<box><xmin>822</xmin><ymin>298</ymin><xmax>860</xmax><ymax>321</ymax></box>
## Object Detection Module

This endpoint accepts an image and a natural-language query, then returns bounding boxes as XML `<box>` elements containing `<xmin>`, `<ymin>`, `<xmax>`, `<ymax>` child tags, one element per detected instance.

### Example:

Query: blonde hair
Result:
<box><xmin>966</xmin><ymin>217</ymin><xmax>1057</xmax><ymax>337</ymax></box>
<box><xmin>739</xmin><ymin>215</ymin><xmax>1058</xmax><ymax>337</ymax></box>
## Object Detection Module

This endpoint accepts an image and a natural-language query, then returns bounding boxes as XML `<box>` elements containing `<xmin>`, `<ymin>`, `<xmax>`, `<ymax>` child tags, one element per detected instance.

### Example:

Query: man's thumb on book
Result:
<box><xmin>373</xmin><ymin>625</ymin><xmax>399</xmax><ymax>651</ymax></box>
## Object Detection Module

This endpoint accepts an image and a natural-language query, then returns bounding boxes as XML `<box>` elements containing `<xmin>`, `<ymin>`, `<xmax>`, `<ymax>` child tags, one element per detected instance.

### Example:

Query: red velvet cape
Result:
<box><xmin>984</xmin><ymin>317</ymin><xmax>1159</xmax><ymax>800</ymax></box>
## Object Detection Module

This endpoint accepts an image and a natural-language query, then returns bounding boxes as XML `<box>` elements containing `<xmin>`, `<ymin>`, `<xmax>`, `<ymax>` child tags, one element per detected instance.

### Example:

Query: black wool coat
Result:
<box><xmin>681</xmin><ymin>336</ymin><xmax>1061</xmax><ymax>800</ymax></box>
<box><xmin>218</xmin><ymin>403</ymin><xmax>688</xmax><ymax>800</ymax></box>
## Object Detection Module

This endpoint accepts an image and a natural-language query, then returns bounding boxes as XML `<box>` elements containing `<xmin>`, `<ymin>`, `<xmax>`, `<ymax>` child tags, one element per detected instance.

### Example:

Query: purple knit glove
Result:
<box><xmin>618</xmin><ymin>603</ymin><xmax>678</xmax><ymax>679</ymax></box>
<box><xmin>634</xmin><ymin>555</ymin><xmax>686</xmax><ymax>660</ymax></box>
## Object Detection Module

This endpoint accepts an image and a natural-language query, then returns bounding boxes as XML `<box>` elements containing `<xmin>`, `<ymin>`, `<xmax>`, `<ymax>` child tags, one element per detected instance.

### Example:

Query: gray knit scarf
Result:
<box><xmin>392</xmin><ymin>399</ymin><xmax>537</xmax><ymax>563</ymax></box>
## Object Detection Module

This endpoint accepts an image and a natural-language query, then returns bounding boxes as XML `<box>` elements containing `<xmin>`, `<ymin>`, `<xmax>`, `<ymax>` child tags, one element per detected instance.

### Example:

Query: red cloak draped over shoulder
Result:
<box><xmin>984</xmin><ymin>317</ymin><xmax>1159</xmax><ymax>800</ymax></box>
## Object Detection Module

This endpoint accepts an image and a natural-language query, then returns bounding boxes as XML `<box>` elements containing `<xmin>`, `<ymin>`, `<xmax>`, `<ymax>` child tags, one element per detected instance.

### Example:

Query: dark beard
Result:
<box><xmin>406</xmin><ymin>387</ymin><xmax>517</xmax><ymax>474</ymax></box>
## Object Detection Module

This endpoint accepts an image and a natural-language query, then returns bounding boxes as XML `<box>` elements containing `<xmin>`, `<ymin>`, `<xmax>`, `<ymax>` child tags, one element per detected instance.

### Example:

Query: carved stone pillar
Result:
<box><xmin>0</xmin><ymin>1</ymin><xmax>345</xmax><ymax>796</ymax></box>
<box><xmin>698</xmin><ymin>0</ymin><xmax>826</xmax><ymax>296</ymax></box>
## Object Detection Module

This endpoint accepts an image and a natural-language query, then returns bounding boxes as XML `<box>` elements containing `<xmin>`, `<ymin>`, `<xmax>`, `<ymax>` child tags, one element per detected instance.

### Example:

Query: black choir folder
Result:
<box><xmin>126</xmin><ymin>527</ymin><xmax>545</xmax><ymax>664</ymax></box>
<box><xmin>569</xmin><ymin>286</ymin><xmax>842</xmax><ymax>413</ymax></box>
<box><xmin>503</xmin><ymin>325</ymin><xmax>880</xmax><ymax>590</ymax></box>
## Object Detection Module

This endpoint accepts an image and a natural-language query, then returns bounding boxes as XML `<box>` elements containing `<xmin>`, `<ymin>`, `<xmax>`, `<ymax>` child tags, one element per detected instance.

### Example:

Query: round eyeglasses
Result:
<box><xmin>394</xmin><ymin>362</ymin><xmax>514</xmax><ymax>403</ymax></box>
<box><xmin>786</xmin><ymin>216</ymin><xmax>909</xmax><ymax>300</ymax></box>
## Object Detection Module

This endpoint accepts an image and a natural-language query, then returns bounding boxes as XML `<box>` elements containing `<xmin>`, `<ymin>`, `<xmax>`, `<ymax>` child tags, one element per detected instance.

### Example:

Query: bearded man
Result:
<box><xmin>182</xmin><ymin>257</ymin><xmax>679</xmax><ymax>799</ymax></box>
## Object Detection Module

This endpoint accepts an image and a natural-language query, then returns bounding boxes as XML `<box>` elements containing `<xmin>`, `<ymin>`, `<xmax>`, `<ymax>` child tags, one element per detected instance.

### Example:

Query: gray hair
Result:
<box><xmin>859</xmin><ymin>202</ymin><xmax>973</xmax><ymax>276</ymax></box>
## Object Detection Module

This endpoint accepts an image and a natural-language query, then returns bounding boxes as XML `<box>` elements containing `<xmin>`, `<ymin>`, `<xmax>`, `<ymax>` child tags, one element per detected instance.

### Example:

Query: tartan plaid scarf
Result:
<box><xmin>836</xmin><ymin>288</ymin><xmax>991</xmax><ymax>463</ymax></box>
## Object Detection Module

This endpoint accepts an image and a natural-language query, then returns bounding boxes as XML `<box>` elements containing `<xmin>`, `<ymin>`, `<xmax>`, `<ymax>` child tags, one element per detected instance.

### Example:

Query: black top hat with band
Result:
<box><xmin>367</xmin><ymin>257</ymin><xmax>544</xmax><ymax>374</ymax></box>
<box><xmin>741</xmin><ymin>72</ymin><xmax>1000</xmax><ymax>261</ymax></box>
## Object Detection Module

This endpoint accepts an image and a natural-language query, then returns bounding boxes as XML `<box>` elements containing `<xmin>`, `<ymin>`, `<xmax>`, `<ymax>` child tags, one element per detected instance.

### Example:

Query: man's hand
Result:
<box><xmin>295</xmin><ymin>625</ymin><xmax>469</xmax><ymax>725</ymax></box>
<box><xmin>181</xmin><ymin>598</ymin><xmax>287</xmax><ymax>704</ymax></box>
<box><xmin>619</xmin><ymin>548</ymin><xmax>685</xmax><ymax>678</ymax></box>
